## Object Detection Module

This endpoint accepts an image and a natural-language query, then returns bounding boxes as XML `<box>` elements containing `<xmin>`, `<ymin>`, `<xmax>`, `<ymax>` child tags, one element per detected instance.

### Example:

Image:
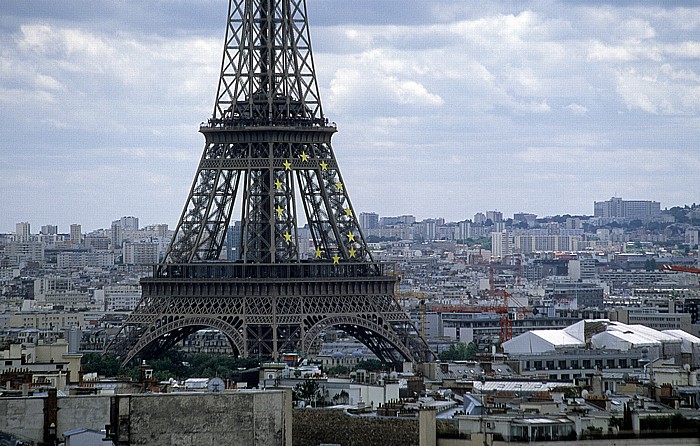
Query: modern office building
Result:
<box><xmin>69</xmin><ymin>224</ymin><xmax>82</xmax><ymax>244</ymax></box>
<box><xmin>15</xmin><ymin>222</ymin><xmax>30</xmax><ymax>242</ymax></box>
<box><xmin>491</xmin><ymin>230</ymin><xmax>513</xmax><ymax>258</ymax></box>
<box><xmin>594</xmin><ymin>197</ymin><xmax>661</xmax><ymax>220</ymax></box>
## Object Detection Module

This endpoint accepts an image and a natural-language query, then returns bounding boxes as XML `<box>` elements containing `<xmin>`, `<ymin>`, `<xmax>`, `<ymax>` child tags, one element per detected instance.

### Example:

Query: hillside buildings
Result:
<box><xmin>594</xmin><ymin>197</ymin><xmax>661</xmax><ymax>220</ymax></box>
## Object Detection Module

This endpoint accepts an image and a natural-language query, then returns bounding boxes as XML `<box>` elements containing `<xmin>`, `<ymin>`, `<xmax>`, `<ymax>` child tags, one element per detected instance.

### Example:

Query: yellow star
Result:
<box><xmin>344</xmin><ymin>208</ymin><xmax>353</xmax><ymax>217</ymax></box>
<box><xmin>332</xmin><ymin>254</ymin><xmax>340</xmax><ymax>264</ymax></box>
<box><xmin>300</xmin><ymin>151</ymin><xmax>309</xmax><ymax>162</ymax></box>
<box><xmin>276</xmin><ymin>206</ymin><xmax>284</xmax><ymax>217</ymax></box>
<box><xmin>347</xmin><ymin>232</ymin><xmax>356</xmax><ymax>242</ymax></box>
<box><xmin>284</xmin><ymin>231</ymin><xmax>292</xmax><ymax>243</ymax></box>
<box><xmin>349</xmin><ymin>248</ymin><xmax>356</xmax><ymax>258</ymax></box>
<box><xmin>315</xmin><ymin>248</ymin><xmax>323</xmax><ymax>258</ymax></box>
<box><xmin>283</xmin><ymin>160</ymin><xmax>292</xmax><ymax>170</ymax></box>
<box><xmin>335</xmin><ymin>182</ymin><xmax>343</xmax><ymax>191</ymax></box>
<box><xmin>319</xmin><ymin>161</ymin><xmax>328</xmax><ymax>171</ymax></box>
<box><xmin>274</xmin><ymin>179</ymin><xmax>283</xmax><ymax>190</ymax></box>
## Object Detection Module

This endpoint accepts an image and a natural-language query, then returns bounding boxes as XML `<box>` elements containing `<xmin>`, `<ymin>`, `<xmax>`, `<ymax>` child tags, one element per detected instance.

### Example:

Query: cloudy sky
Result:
<box><xmin>1</xmin><ymin>0</ymin><xmax>699</xmax><ymax>233</ymax></box>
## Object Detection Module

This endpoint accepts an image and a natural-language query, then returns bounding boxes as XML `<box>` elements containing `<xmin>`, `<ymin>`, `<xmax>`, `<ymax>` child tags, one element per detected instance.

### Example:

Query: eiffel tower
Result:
<box><xmin>108</xmin><ymin>0</ymin><xmax>433</xmax><ymax>367</ymax></box>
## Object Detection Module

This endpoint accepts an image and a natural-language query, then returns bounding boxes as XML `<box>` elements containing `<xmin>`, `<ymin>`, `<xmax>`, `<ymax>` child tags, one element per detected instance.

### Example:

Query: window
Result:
<box><xmin>546</xmin><ymin>361</ymin><xmax>554</xmax><ymax>370</ymax></box>
<box><xmin>583</xmin><ymin>360</ymin><xmax>591</xmax><ymax>369</ymax></box>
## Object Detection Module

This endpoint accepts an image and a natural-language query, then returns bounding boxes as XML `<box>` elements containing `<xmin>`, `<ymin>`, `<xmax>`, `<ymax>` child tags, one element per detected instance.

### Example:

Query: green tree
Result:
<box><xmin>293</xmin><ymin>379</ymin><xmax>327</xmax><ymax>407</ymax></box>
<box><xmin>354</xmin><ymin>359</ymin><xmax>385</xmax><ymax>371</ymax></box>
<box><xmin>644</xmin><ymin>258</ymin><xmax>657</xmax><ymax>271</ymax></box>
<box><xmin>325</xmin><ymin>365</ymin><xmax>350</xmax><ymax>376</ymax></box>
<box><xmin>439</xmin><ymin>342</ymin><xmax>478</xmax><ymax>361</ymax></box>
<box><xmin>81</xmin><ymin>353</ymin><xmax>125</xmax><ymax>377</ymax></box>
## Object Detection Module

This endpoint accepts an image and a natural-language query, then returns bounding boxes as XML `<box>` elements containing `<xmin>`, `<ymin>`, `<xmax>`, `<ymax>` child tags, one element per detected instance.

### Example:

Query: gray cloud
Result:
<box><xmin>1</xmin><ymin>1</ymin><xmax>699</xmax><ymax>232</ymax></box>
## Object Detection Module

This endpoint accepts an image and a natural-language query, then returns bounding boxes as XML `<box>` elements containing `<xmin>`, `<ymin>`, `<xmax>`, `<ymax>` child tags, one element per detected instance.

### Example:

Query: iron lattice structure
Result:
<box><xmin>108</xmin><ymin>0</ymin><xmax>433</xmax><ymax>367</ymax></box>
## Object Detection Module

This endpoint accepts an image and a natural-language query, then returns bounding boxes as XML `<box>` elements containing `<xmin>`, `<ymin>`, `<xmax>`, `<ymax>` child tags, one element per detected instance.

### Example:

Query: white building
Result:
<box><xmin>102</xmin><ymin>284</ymin><xmax>142</xmax><ymax>311</ymax></box>
<box><xmin>504</xmin><ymin>319</ymin><xmax>688</xmax><ymax>363</ymax></box>
<box><xmin>491</xmin><ymin>230</ymin><xmax>513</xmax><ymax>259</ymax></box>
<box><xmin>123</xmin><ymin>242</ymin><xmax>159</xmax><ymax>265</ymax></box>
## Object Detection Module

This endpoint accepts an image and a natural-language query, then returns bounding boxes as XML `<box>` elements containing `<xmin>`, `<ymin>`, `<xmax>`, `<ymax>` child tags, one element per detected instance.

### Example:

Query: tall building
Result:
<box><xmin>593</xmin><ymin>197</ymin><xmax>661</xmax><ymax>220</ymax></box>
<box><xmin>359</xmin><ymin>212</ymin><xmax>379</xmax><ymax>230</ymax></box>
<box><xmin>473</xmin><ymin>212</ymin><xmax>486</xmax><ymax>224</ymax></box>
<box><xmin>513</xmin><ymin>213</ymin><xmax>537</xmax><ymax>227</ymax></box>
<box><xmin>15</xmin><ymin>222</ymin><xmax>30</xmax><ymax>242</ymax></box>
<box><xmin>111</xmin><ymin>220</ymin><xmax>124</xmax><ymax>248</ymax></box>
<box><xmin>119</xmin><ymin>216</ymin><xmax>139</xmax><ymax>231</ymax></box>
<box><xmin>70</xmin><ymin>224</ymin><xmax>82</xmax><ymax>244</ymax></box>
<box><xmin>457</xmin><ymin>220</ymin><xmax>471</xmax><ymax>240</ymax></box>
<box><xmin>40</xmin><ymin>225</ymin><xmax>58</xmax><ymax>235</ymax></box>
<box><xmin>491</xmin><ymin>230</ymin><xmax>513</xmax><ymax>259</ymax></box>
<box><xmin>225</xmin><ymin>221</ymin><xmax>242</xmax><ymax>261</ymax></box>
<box><xmin>486</xmin><ymin>210</ymin><xmax>503</xmax><ymax>223</ymax></box>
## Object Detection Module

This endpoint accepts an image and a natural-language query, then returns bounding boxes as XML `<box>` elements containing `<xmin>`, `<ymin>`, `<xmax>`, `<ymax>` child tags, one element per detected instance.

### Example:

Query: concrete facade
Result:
<box><xmin>109</xmin><ymin>391</ymin><xmax>292</xmax><ymax>446</ymax></box>
<box><xmin>1</xmin><ymin>390</ymin><xmax>291</xmax><ymax>446</ymax></box>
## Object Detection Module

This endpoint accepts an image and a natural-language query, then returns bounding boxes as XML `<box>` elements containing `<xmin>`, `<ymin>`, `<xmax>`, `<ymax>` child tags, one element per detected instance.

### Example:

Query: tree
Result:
<box><xmin>293</xmin><ymin>379</ymin><xmax>327</xmax><ymax>407</ymax></box>
<box><xmin>439</xmin><ymin>342</ymin><xmax>477</xmax><ymax>361</ymax></box>
<box><xmin>331</xmin><ymin>389</ymin><xmax>349</xmax><ymax>404</ymax></box>
<box><xmin>81</xmin><ymin>353</ymin><xmax>125</xmax><ymax>377</ymax></box>
<box><xmin>354</xmin><ymin>359</ymin><xmax>385</xmax><ymax>371</ymax></box>
<box><xmin>644</xmin><ymin>258</ymin><xmax>657</xmax><ymax>271</ymax></box>
<box><xmin>325</xmin><ymin>365</ymin><xmax>350</xmax><ymax>376</ymax></box>
<box><xmin>628</xmin><ymin>219</ymin><xmax>643</xmax><ymax>229</ymax></box>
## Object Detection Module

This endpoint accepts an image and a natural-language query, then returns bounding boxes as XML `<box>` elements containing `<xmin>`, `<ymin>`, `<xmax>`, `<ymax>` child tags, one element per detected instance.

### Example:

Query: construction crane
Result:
<box><xmin>495</xmin><ymin>290</ymin><xmax>512</xmax><ymax>345</ymax></box>
<box><xmin>660</xmin><ymin>264</ymin><xmax>700</xmax><ymax>274</ymax></box>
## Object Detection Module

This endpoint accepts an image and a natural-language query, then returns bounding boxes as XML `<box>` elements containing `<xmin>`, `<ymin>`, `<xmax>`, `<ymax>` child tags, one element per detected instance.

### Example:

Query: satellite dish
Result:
<box><xmin>208</xmin><ymin>377</ymin><xmax>225</xmax><ymax>393</ymax></box>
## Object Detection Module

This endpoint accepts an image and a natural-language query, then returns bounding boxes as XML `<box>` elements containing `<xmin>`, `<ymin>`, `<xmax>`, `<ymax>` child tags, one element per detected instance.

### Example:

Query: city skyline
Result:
<box><xmin>4</xmin><ymin>198</ymin><xmax>692</xmax><ymax>237</ymax></box>
<box><xmin>2</xmin><ymin>0</ymin><xmax>699</xmax><ymax>233</ymax></box>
